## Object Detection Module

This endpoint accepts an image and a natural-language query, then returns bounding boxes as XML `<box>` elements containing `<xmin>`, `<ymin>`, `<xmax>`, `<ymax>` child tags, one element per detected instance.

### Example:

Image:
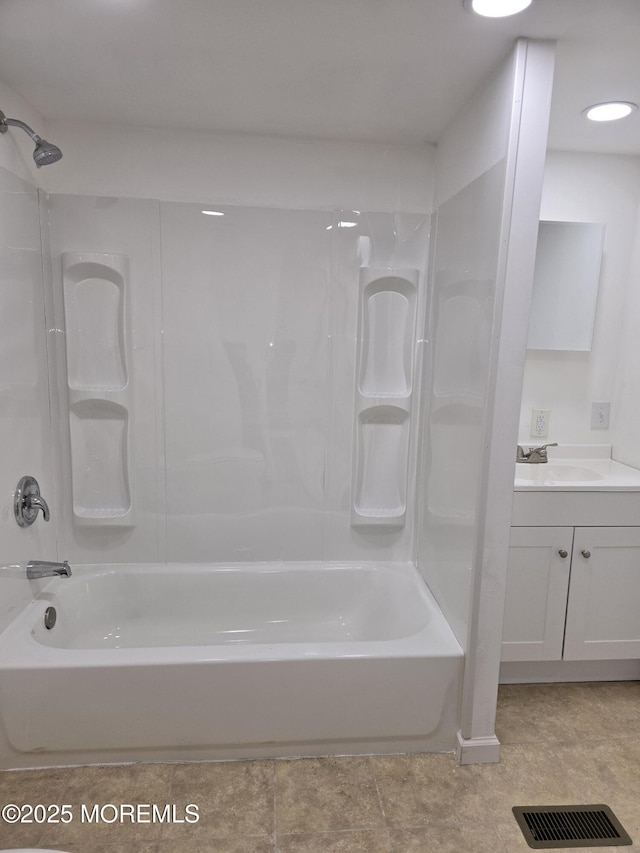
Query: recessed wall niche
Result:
<box><xmin>62</xmin><ymin>252</ymin><xmax>134</xmax><ymax>526</ymax></box>
<box><xmin>352</xmin><ymin>268</ymin><xmax>419</xmax><ymax>529</ymax></box>
<box><xmin>359</xmin><ymin>276</ymin><xmax>416</xmax><ymax>397</ymax></box>
<box><xmin>63</xmin><ymin>254</ymin><xmax>128</xmax><ymax>390</ymax></box>
<box><xmin>69</xmin><ymin>399</ymin><xmax>131</xmax><ymax>520</ymax></box>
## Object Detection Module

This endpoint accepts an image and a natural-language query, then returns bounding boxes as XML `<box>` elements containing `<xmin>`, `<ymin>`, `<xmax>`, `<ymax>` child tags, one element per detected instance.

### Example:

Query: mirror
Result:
<box><xmin>527</xmin><ymin>220</ymin><xmax>605</xmax><ymax>351</ymax></box>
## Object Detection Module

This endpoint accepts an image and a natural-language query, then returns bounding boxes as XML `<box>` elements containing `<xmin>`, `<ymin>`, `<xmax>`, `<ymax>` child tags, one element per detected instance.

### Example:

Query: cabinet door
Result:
<box><xmin>564</xmin><ymin>527</ymin><xmax>640</xmax><ymax>660</ymax></box>
<box><xmin>501</xmin><ymin>527</ymin><xmax>573</xmax><ymax>662</ymax></box>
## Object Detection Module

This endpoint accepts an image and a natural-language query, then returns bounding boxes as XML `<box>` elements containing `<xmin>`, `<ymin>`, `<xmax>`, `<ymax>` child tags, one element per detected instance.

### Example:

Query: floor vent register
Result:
<box><xmin>512</xmin><ymin>805</ymin><xmax>632</xmax><ymax>848</ymax></box>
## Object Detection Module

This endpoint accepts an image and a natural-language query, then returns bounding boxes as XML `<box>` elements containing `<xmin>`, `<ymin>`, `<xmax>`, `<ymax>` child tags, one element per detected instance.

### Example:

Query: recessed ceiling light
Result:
<box><xmin>202</xmin><ymin>210</ymin><xmax>224</xmax><ymax>216</ymax></box>
<box><xmin>464</xmin><ymin>0</ymin><xmax>533</xmax><ymax>16</ymax></box>
<box><xmin>583</xmin><ymin>102</ymin><xmax>638</xmax><ymax>122</ymax></box>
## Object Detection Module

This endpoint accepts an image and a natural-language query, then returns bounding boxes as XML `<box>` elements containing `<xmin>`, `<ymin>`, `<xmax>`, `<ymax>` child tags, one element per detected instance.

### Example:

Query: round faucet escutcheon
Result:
<box><xmin>14</xmin><ymin>475</ymin><xmax>51</xmax><ymax>527</ymax></box>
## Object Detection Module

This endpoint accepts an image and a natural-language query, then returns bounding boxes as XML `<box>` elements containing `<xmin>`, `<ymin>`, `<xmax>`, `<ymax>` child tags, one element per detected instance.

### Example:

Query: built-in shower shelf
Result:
<box><xmin>69</xmin><ymin>385</ymin><xmax>129</xmax><ymax>394</ymax></box>
<box><xmin>352</xmin><ymin>508</ymin><xmax>406</xmax><ymax>528</ymax></box>
<box><xmin>74</xmin><ymin>507</ymin><xmax>134</xmax><ymax>526</ymax></box>
<box><xmin>62</xmin><ymin>253</ymin><xmax>129</xmax><ymax>391</ymax></box>
<box><xmin>358</xmin><ymin>269</ymin><xmax>418</xmax><ymax>398</ymax></box>
<box><xmin>67</xmin><ymin>387</ymin><xmax>129</xmax><ymax>407</ymax></box>
<box><xmin>75</xmin><ymin>507</ymin><xmax>132</xmax><ymax>518</ymax></box>
<box><xmin>62</xmin><ymin>252</ymin><xmax>134</xmax><ymax>527</ymax></box>
<box><xmin>68</xmin><ymin>398</ymin><xmax>134</xmax><ymax>527</ymax></box>
<box><xmin>357</xmin><ymin>392</ymin><xmax>412</xmax><ymax>403</ymax></box>
<box><xmin>356</xmin><ymin>508</ymin><xmax>405</xmax><ymax>516</ymax></box>
<box><xmin>351</xmin><ymin>267</ymin><xmax>419</xmax><ymax>530</ymax></box>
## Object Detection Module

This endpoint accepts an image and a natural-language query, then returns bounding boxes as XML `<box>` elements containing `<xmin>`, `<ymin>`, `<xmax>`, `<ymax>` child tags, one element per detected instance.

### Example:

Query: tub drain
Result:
<box><xmin>44</xmin><ymin>606</ymin><xmax>57</xmax><ymax>630</ymax></box>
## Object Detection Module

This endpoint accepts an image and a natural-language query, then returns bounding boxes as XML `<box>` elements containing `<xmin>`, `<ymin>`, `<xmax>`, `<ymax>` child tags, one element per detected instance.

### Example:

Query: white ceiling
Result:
<box><xmin>0</xmin><ymin>0</ymin><xmax>639</xmax><ymax>154</ymax></box>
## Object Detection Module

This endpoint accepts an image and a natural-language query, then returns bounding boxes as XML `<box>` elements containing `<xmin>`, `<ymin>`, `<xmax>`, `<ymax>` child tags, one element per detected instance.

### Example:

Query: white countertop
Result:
<box><xmin>514</xmin><ymin>445</ymin><xmax>640</xmax><ymax>491</ymax></box>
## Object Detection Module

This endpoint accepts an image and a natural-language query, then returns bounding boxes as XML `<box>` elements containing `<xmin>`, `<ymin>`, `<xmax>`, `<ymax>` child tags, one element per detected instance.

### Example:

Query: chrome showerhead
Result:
<box><xmin>33</xmin><ymin>138</ymin><xmax>63</xmax><ymax>167</ymax></box>
<box><xmin>0</xmin><ymin>110</ymin><xmax>63</xmax><ymax>167</ymax></box>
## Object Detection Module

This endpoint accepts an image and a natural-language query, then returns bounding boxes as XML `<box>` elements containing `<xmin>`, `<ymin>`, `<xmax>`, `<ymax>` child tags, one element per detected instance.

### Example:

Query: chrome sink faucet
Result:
<box><xmin>516</xmin><ymin>442</ymin><xmax>558</xmax><ymax>464</ymax></box>
<box><xmin>26</xmin><ymin>560</ymin><xmax>72</xmax><ymax>579</ymax></box>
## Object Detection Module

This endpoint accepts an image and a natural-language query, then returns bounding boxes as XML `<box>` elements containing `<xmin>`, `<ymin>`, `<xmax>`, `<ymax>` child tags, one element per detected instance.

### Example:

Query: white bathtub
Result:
<box><xmin>0</xmin><ymin>562</ymin><xmax>463</xmax><ymax>769</ymax></box>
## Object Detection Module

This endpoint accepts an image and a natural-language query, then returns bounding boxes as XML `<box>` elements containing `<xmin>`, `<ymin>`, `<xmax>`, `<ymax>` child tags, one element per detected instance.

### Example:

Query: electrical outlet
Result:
<box><xmin>530</xmin><ymin>408</ymin><xmax>550</xmax><ymax>438</ymax></box>
<box><xmin>591</xmin><ymin>401</ymin><xmax>610</xmax><ymax>430</ymax></box>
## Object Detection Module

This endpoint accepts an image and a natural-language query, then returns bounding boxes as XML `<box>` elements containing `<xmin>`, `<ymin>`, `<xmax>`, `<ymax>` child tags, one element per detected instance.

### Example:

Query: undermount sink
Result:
<box><xmin>515</xmin><ymin>463</ymin><xmax>604</xmax><ymax>483</ymax></box>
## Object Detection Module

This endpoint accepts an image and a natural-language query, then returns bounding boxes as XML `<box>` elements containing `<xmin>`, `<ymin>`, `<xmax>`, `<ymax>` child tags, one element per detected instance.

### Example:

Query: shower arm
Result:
<box><xmin>0</xmin><ymin>113</ymin><xmax>42</xmax><ymax>142</ymax></box>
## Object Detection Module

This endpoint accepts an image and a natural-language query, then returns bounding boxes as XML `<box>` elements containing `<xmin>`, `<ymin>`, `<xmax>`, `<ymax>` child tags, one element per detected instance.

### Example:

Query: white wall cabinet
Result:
<box><xmin>502</xmin><ymin>525</ymin><xmax>640</xmax><ymax>662</ymax></box>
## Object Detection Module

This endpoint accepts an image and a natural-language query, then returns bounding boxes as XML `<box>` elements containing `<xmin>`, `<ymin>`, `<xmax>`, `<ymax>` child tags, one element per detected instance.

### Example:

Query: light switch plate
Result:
<box><xmin>591</xmin><ymin>401</ymin><xmax>610</xmax><ymax>430</ymax></box>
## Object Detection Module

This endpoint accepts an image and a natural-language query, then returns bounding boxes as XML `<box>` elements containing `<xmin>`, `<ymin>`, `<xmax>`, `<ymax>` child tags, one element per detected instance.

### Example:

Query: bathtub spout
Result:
<box><xmin>27</xmin><ymin>560</ymin><xmax>72</xmax><ymax>579</ymax></box>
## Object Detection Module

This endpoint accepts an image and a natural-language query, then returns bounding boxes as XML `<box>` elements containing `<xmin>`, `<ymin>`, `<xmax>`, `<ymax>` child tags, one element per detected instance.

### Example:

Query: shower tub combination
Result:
<box><xmin>0</xmin><ymin>561</ymin><xmax>463</xmax><ymax>769</ymax></box>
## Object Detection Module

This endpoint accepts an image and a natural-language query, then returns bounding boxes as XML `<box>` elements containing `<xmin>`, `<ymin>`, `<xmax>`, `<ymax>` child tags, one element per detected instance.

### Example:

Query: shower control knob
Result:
<box><xmin>558</xmin><ymin>549</ymin><xmax>568</xmax><ymax>559</ymax></box>
<box><xmin>14</xmin><ymin>475</ymin><xmax>51</xmax><ymax>527</ymax></box>
<box><xmin>581</xmin><ymin>549</ymin><xmax>591</xmax><ymax>559</ymax></box>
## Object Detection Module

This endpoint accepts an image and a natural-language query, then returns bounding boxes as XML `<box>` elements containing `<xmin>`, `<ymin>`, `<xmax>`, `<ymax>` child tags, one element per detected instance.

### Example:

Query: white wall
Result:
<box><xmin>519</xmin><ymin>152</ymin><xmax>640</xmax><ymax>447</ymax></box>
<box><xmin>33</xmin><ymin>112</ymin><xmax>436</xmax><ymax>564</ymax></box>
<box><xmin>160</xmin><ymin>202</ymin><xmax>332</xmax><ymax>562</ymax></box>
<box><xmin>0</xmin><ymin>80</ymin><xmax>57</xmax><ymax>633</ymax></box>
<box><xmin>1</xmin><ymin>78</ymin><xmax>436</xmax><ymax>612</ymax></box>
<box><xmin>2</xmin><ymin>75</ymin><xmax>436</xmax><ymax>570</ymax></box>
<box><xmin>161</xmin><ymin>203</ymin><xmax>429</xmax><ymax>562</ymax></box>
<box><xmin>613</xmin><ymin>193</ymin><xmax>640</xmax><ymax>469</ymax></box>
<box><xmin>41</xmin><ymin>119</ymin><xmax>435</xmax><ymax>213</ymax></box>
<box><xmin>419</xmin><ymin>164</ymin><xmax>506</xmax><ymax>644</ymax></box>
<box><xmin>433</xmin><ymin>44</ymin><xmax>520</xmax><ymax>209</ymax></box>
<box><xmin>420</xmin><ymin>40</ymin><xmax>553</xmax><ymax>647</ymax></box>
<box><xmin>45</xmin><ymin>195</ymin><xmax>430</xmax><ymax>565</ymax></box>
<box><xmin>417</xmin><ymin>38</ymin><xmax>523</xmax><ymax>647</ymax></box>
<box><xmin>418</xmin><ymin>39</ymin><xmax>555</xmax><ymax>759</ymax></box>
<box><xmin>0</xmin><ymin>163</ymin><xmax>57</xmax><ymax>632</ymax></box>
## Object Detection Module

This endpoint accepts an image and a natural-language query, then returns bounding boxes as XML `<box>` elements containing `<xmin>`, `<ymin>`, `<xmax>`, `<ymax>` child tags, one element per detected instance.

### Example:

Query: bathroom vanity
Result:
<box><xmin>502</xmin><ymin>447</ymin><xmax>640</xmax><ymax>667</ymax></box>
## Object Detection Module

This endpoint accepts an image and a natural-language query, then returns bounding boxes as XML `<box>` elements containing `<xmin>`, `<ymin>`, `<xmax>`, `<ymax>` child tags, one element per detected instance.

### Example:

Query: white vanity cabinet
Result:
<box><xmin>503</xmin><ymin>525</ymin><xmax>640</xmax><ymax>662</ymax></box>
<box><xmin>504</xmin><ymin>489</ymin><xmax>640</xmax><ymax>663</ymax></box>
<box><xmin>563</xmin><ymin>527</ymin><xmax>640</xmax><ymax>660</ymax></box>
<box><xmin>502</xmin><ymin>527</ymin><xmax>573</xmax><ymax>662</ymax></box>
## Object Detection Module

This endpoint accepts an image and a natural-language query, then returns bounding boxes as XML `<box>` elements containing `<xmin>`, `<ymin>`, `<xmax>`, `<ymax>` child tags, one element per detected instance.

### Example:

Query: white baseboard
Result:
<box><xmin>499</xmin><ymin>659</ymin><xmax>640</xmax><ymax>684</ymax></box>
<box><xmin>456</xmin><ymin>731</ymin><xmax>501</xmax><ymax>765</ymax></box>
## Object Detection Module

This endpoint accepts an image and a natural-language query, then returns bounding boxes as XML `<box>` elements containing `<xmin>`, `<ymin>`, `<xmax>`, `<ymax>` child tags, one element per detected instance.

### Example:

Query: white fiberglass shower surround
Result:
<box><xmin>0</xmin><ymin>38</ymin><xmax>555</xmax><ymax>769</ymax></box>
<box><xmin>2</xmin><ymin>196</ymin><xmax>465</xmax><ymax>767</ymax></box>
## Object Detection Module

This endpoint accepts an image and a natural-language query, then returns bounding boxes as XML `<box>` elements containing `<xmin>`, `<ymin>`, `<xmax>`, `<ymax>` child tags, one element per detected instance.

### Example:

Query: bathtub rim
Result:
<box><xmin>0</xmin><ymin>560</ymin><xmax>463</xmax><ymax>667</ymax></box>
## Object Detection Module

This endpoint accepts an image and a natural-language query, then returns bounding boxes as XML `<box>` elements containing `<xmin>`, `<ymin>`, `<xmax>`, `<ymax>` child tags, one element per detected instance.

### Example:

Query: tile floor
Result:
<box><xmin>0</xmin><ymin>681</ymin><xmax>639</xmax><ymax>852</ymax></box>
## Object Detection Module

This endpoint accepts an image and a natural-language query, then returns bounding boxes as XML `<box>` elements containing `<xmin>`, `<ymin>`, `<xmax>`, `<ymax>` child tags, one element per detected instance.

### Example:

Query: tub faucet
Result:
<box><xmin>516</xmin><ymin>442</ymin><xmax>558</xmax><ymax>464</ymax></box>
<box><xmin>27</xmin><ymin>560</ymin><xmax>72</xmax><ymax>579</ymax></box>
